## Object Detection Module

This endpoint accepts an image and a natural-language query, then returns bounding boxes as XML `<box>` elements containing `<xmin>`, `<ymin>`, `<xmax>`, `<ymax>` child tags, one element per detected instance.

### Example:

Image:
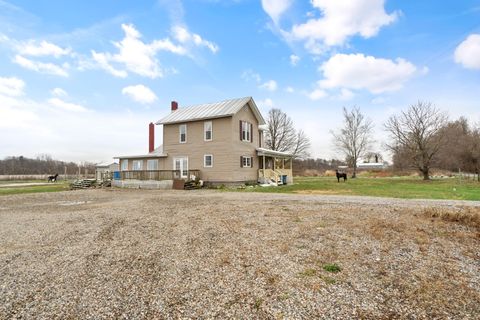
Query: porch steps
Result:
<box><xmin>184</xmin><ymin>180</ymin><xmax>201</xmax><ymax>190</ymax></box>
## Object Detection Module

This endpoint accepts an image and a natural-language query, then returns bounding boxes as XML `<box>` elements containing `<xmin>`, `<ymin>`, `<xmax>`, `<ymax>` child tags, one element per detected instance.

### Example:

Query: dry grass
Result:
<box><xmin>422</xmin><ymin>206</ymin><xmax>480</xmax><ymax>229</ymax></box>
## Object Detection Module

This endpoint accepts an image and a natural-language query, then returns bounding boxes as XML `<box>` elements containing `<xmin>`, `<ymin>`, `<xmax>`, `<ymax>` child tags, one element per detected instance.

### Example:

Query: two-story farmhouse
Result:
<box><xmin>114</xmin><ymin>97</ymin><xmax>293</xmax><ymax>188</ymax></box>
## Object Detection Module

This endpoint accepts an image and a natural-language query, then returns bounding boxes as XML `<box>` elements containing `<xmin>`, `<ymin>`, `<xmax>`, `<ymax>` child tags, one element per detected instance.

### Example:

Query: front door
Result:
<box><xmin>174</xmin><ymin>157</ymin><xmax>188</xmax><ymax>179</ymax></box>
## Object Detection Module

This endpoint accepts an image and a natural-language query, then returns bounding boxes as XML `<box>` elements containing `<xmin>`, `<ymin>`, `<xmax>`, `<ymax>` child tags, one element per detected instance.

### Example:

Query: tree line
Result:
<box><xmin>265</xmin><ymin>102</ymin><xmax>479</xmax><ymax>181</ymax></box>
<box><xmin>0</xmin><ymin>154</ymin><xmax>96</xmax><ymax>175</ymax></box>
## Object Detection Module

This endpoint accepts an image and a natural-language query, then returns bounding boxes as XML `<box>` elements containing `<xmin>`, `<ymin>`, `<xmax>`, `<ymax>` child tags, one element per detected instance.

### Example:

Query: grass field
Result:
<box><xmin>0</xmin><ymin>181</ymin><xmax>70</xmax><ymax>196</ymax></box>
<box><xmin>242</xmin><ymin>176</ymin><xmax>480</xmax><ymax>201</ymax></box>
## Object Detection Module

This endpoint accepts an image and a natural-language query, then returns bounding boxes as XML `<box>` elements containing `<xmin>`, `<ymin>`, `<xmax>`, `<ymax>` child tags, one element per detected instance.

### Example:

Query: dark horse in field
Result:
<box><xmin>335</xmin><ymin>170</ymin><xmax>347</xmax><ymax>182</ymax></box>
<box><xmin>48</xmin><ymin>173</ymin><xmax>58</xmax><ymax>182</ymax></box>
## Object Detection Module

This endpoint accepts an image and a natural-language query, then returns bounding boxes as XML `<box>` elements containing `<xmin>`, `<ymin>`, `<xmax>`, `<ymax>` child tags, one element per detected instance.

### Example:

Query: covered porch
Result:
<box><xmin>257</xmin><ymin>148</ymin><xmax>294</xmax><ymax>185</ymax></box>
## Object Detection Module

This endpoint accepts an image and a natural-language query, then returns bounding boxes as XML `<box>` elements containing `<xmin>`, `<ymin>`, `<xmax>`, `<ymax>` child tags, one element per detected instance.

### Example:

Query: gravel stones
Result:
<box><xmin>0</xmin><ymin>189</ymin><xmax>479</xmax><ymax>319</ymax></box>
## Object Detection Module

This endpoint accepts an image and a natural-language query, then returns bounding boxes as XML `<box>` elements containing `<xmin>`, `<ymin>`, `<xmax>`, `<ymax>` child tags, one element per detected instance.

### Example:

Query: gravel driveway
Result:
<box><xmin>1</xmin><ymin>189</ymin><xmax>479</xmax><ymax>319</ymax></box>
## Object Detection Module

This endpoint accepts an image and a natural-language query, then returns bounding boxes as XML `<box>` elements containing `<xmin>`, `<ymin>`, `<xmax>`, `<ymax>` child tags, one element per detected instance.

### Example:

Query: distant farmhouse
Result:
<box><xmin>114</xmin><ymin>97</ymin><xmax>293</xmax><ymax>188</ymax></box>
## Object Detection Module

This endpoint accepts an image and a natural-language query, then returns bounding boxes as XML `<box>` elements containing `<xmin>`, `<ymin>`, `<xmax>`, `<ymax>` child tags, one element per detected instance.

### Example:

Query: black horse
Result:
<box><xmin>48</xmin><ymin>173</ymin><xmax>59</xmax><ymax>182</ymax></box>
<box><xmin>335</xmin><ymin>170</ymin><xmax>347</xmax><ymax>182</ymax></box>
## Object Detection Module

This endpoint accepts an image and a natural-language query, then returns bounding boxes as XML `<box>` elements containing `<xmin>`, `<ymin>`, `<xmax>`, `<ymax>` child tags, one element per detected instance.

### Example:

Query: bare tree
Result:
<box><xmin>265</xmin><ymin>108</ymin><xmax>311</xmax><ymax>159</ymax></box>
<box><xmin>331</xmin><ymin>107</ymin><xmax>374</xmax><ymax>178</ymax></box>
<box><xmin>460</xmin><ymin>125</ymin><xmax>480</xmax><ymax>181</ymax></box>
<box><xmin>385</xmin><ymin>101</ymin><xmax>448</xmax><ymax>180</ymax></box>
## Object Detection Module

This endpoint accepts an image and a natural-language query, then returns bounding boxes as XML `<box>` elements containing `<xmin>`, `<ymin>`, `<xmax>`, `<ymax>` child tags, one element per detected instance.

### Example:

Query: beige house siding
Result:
<box><xmin>231</xmin><ymin>104</ymin><xmax>260</xmax><ymax>182</ymax></box>
<box><xmin>162</xmin><ymin>116</ymin><xmax>235</xmax><ymax>182</ymax></box>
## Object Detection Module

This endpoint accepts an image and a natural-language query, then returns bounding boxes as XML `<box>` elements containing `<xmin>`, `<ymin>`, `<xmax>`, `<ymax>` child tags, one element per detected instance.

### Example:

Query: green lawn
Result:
<box><xmin>241</xmin><ymin>176</ymin><xmax>480</xmax><ymax>201</ymax></box>
<box><xmin>0</xmin><ymin>182</ymin><xmax>71</xmax><ymax>196</ymax></box>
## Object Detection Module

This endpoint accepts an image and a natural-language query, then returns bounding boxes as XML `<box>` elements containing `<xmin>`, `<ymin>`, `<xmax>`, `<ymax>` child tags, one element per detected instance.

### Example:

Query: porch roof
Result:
<box><xmin>114</xmin><ymin>145</ymin><xmax>167</xmax><ymax>159</ymax></box>
<box><xmin>256</xmin><ymin>148</ymin><xmax>294</xmax><ymax>158</ymax></box>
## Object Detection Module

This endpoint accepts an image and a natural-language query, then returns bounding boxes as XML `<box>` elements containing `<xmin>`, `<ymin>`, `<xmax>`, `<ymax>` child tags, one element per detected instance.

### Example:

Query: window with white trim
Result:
<box><xmin>204</xmin><ymin>154</ymin><xmax>213</xmax><ymax>167</ymax></box>
<box><xmin>242</xmin><ymin>156</ymin><xmax>252</xmax><ymax>168</ymax></box>
<box><xmin>179</xmin><ymin>124</ymin><xmax>187</xmax><ymax>143</ymax></box>
<box><xmin>241</xmin><ymin>121</ymin><xmax>252</xmax><ymax>142</ymax></box>
<box><xmin>147</xmin><ymin>159</ymin><xmax>158</xmax><ymax>170</ymax></box>
<box><xmin>204</xmin><ymin>121</ymin><xmax>212</xmax><ymax>141</ymax></box>
<box><xmin>121</xmin><ymin>159</ymin><xmax>128</xmax><ymax>171</ymax></box>
<box><xmin>132</xmin><ymin>160</ymin><xmax>143</xmax><ymax>171</ymax></box>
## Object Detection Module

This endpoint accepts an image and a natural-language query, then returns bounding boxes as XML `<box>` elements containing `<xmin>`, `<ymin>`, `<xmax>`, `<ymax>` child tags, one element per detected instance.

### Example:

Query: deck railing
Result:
<box><xmin>119</xmin><ymin>170</ymin><xmax>200</xmax><ymax>181</ymax></box>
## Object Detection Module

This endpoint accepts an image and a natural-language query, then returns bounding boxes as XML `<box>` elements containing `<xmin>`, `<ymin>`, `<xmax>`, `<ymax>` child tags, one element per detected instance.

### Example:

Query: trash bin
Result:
<box><xmin>113</xmin><ymin>171</ymin><xmax>120</xmax><ymax>180</ymax></box>
<box><xmin>282</xmin><ymin>175</ymin><xmax>287</xmax><ymax>185</ymax></box>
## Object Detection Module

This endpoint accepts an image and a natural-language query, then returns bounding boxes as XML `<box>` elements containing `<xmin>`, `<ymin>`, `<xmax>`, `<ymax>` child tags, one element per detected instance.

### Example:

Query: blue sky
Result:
<box><xmin>1</xmin><ymin>0</ymin><xmax>479</xmax><ymax>162</ymax></box>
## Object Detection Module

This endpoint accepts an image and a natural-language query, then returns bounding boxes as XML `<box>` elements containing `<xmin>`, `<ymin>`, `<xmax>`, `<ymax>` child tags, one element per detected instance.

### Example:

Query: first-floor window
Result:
<box><xmin>147</xmin><ymin>159</ymin><xmax>158</xmax><ymax>170</ymax></box>
<box><xmin>241</xmin><ymin>156</ymin><xmax>252</xmax><ymax>168</ymax></box>
<box><xmin>132</xmin><ymin>160</ymin><xmax>143</xmax><ymax>170</ymax></box>
<box><xmin>121</xmin><ymin>159</ymin><xmax>128</xmax><ymax>171</ymax></box>
<box><xmin>204</xmin><ymin>154</ymin><xmax>213</xmax><ymax>167</ymax></box>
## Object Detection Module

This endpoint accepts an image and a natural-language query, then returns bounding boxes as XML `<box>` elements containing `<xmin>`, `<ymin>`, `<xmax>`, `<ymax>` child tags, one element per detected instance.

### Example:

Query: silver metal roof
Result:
<box><xmin>156</xmin><ymin>97</ymin><xmax>266</xmax><ymax>125</ymax></box>
<box><xmin>114</xmin><ymin>145</ymin><xmax>167</xmax><ymax>159</ymax></box>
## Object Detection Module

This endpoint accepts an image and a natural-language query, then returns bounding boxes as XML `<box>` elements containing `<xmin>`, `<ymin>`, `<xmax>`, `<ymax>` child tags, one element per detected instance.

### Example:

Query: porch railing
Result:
<box><xmin>119</xmin><ymin>170</ymin><xmax>200</xmax><ymax>181</ymax></box>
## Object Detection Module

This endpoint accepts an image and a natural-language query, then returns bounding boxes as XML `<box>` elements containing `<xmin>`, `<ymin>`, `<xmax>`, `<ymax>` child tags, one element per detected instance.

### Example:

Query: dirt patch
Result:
<box><xmin>0</xmin><ymin>189</ymin><xmax>479</xmax><ymax>319</ymax></box>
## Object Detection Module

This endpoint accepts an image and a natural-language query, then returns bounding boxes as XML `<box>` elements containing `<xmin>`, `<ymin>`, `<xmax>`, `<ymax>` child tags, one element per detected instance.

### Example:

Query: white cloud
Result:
<box><xmin>91</xmin><ymin>51</ymin><xmax>128</xmax><ymax>78</ymax></box>
<box><xmin>285</xmin><ymin>86</ymin><xmax>294</xmax><ymax>93</ymax></box>
<box><xmin>13</xmin><ymin>55</ymin><xmax>69</xmax><ymax>77</ymax></box>
<box><xmin>51</xmin><ymin>87</ymin><xmax>68</xmax><ymax>97</ymax></box>
<box><xmin>48</xmin><ymin>97</ymin><xmax>88</xmax><ymax>112</ymax></box>
<box><xmin>338</xmin><ymin>88</ymin><xmax>354</xmax><ymax>101</ymax></box>
<box><xmin>92</xmin><ymin>23</ymin><xmax>217</xmax><ymax>79</ymax></box>
<box><xmin>289</xmin><ymin>0</ymin><xmax>398</xmax><ymax>52</ymax></box>
<box><xmin>172</xmin><ymin>26</ymin><xmax>219</xmax><ymax>53</ymax></box>
<box><xmin>454</xmin><ymin>34</ymin><xmax>480</xmax><ymax>70</ymax></box>
<box><xmin>319</xmin><ymin>53</ymin><xmax>418</xmax><ymax>94</ymax></box>
<box><xmin>17</xmin><ymin>40</ymin><xmax>71</xmax><ymax>58</ymax></box>
<box><xmin>0</xmin><ymin>90</ymin><xmax>161</xmax><ymax>162</ymax></box>
<box><xmin>241</xmin><ymin>69</ymin><xmax>262</xmax><ymax>83</ymax></box>
<box><xmin>122</xmin><ymin>84</ymin><xmax>158</xmax><ymax>104</ymax></box>
<box><xmin>261</xmin><ymin>0</ymin><xmax>292</xmax><ymax>25</ymax></box>
<box><xmin>92</xmin><ymin>24</ymin><xmax>186</xmax><ymax>79</ymax></box>
<box><xmin>259</xmin><ymin>80</ymin><xmax>278</xmax><ymax>92</ymax></box>
<box><xmin>290</xmin><ymin>54</ymin><xmax>300</xmax><ymax>66</ymax></box>
<box><xmin>307</xmin><ymin>87</ymin><xmax>327</xmax><ymax>100</ymax></box>
<box><xmin>0</xmin><ymin>76</ymin><xmax>25</xmax><ymax>96</ymax></box>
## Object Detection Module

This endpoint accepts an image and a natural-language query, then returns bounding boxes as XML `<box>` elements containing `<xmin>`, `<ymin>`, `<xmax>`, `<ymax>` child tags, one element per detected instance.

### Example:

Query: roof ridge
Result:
<box><xmin>180</xmin><ymin>96</ymin><xmax>251</xmax><ymax>109</ymax></box>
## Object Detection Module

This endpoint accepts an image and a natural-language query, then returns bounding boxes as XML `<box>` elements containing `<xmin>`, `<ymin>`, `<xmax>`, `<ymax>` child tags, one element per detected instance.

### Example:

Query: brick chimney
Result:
<box><xmin>149</xmin><ymin>122</ymin><xmax>155</xmax><ymax>153</ymax></box>
<box><xmin>171</xmin><ymin>101</ymin><xmax>178</xmax><ymax>112</ymax></box>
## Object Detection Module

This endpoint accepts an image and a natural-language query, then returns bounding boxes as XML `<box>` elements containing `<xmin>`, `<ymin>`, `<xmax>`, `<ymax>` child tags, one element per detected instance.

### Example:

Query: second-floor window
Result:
<box><xmin>179</xmin><ymin>124</ymin><xmax>187</xmax><ymax>143</ymax></box>
<box><xmin>241</xmin><ymin>121</ymin><xmax>252</xmax><ymax>142</ymax></box>
<box><xmin>204</xmin><ymin>121</ymin><xmax>212</xmax><ymax>141</ymax></box>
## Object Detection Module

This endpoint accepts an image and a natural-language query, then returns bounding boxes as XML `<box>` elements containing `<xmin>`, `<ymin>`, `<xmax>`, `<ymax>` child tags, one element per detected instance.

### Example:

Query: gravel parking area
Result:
<box><xmin>1</xmin><ymin>189</ymin><xmax>479</xmax><ymax>319</ymax></box>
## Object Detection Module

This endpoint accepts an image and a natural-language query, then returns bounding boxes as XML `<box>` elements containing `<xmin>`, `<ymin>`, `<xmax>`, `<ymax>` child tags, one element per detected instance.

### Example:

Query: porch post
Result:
<box><xmin>282</xmin><ymin>158</ymin><xmax>285</xmax><ymax>169</ymax></box>
<box><xmin>273</xmin><ymin>157</ymin><xmax>276</xmax><ymax>170</ymax></box>
<box><xmin>262</xmin><ymin>155</ymin><xmax>266</xmax><ymax>177</ymax></box>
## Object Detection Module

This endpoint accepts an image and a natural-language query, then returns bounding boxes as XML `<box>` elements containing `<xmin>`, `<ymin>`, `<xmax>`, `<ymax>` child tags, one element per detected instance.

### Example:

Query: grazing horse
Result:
<box><xmin>335</xmin><ymin>170</ymin><xmax>347</xmax><ymax>182</ymax></box>
<box><xmin>48</xmin><ymin>173</ymin><xmax>59</xmax><ymax>182</ymax></box>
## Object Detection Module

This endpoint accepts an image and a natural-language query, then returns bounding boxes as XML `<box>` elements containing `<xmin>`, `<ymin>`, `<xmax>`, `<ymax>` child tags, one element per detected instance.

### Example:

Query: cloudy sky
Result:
<box><xmin>1</xmin><ymin>0</ymin><xmax>479</xmax><ymax>163</ymax></box>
